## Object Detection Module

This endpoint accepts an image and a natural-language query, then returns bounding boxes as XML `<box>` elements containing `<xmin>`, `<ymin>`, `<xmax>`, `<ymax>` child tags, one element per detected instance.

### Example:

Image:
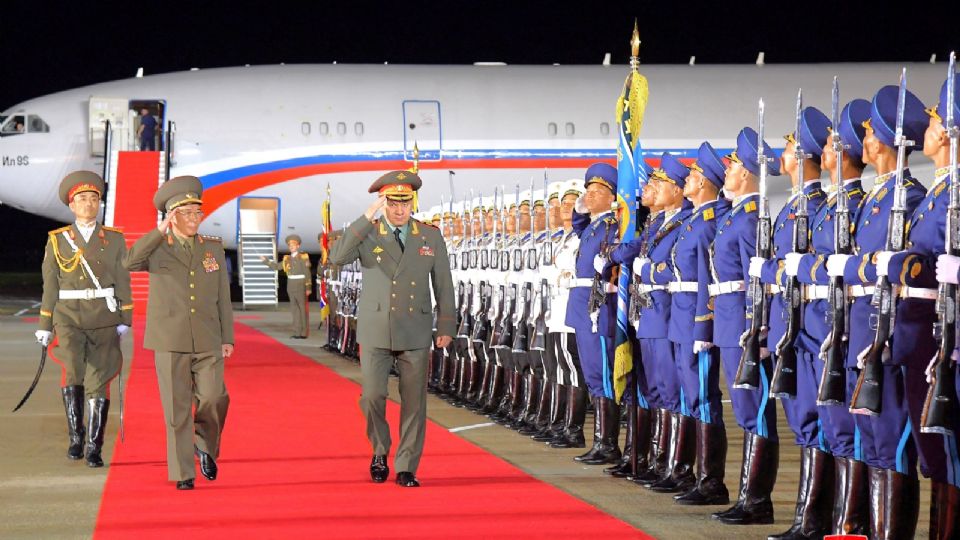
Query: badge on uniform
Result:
<box><xmin>202</xmin><ymin>252</ymin><xmax>219</xmax><ymax>273</ymax></box>
<box><xmin>373</xmin><ymin>246</ymin><xmax>384</xmax><ymax>254</ymax></box>
<box><xmin>419</xmin><ymin>246</ymin><xmax>435</xmax><ymax>257</ymax></box>
<box><xmin>703</xmin><ymin>208</ymin><xmax>715</xmax><ymax>221</ymax></box>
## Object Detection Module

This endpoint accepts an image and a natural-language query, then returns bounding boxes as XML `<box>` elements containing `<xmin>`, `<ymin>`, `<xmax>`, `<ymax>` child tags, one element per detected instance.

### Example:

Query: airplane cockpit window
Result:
<box><xmin>28</xmin><ymin>115</ymin><xmax>50</xmax><ymax>133</ymax></box>
<box><xmin>1</xmin><ymin>114</ymin><xmax>26</xmax><ymax>135</ymax></box>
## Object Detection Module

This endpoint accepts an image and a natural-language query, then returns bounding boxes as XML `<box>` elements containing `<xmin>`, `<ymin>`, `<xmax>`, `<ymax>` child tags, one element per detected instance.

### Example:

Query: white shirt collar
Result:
<box><xmin>75</xmin><ymin>221</ymin><xmax>96</xmax><ymax>242</ymax></box>
<box><xmin>733</xmin><ymin>192</ymin><xmax>759</xmax><ymax>206</ymax></box>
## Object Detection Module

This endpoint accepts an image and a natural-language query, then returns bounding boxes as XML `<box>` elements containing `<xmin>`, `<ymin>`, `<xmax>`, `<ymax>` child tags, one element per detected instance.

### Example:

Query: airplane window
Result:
<box><xmin>547</xmin><ymin>122</ymin><xmax>557</xmax><ymax>136</ymax></box>
<box><xmin>565</xmin><ymin>123</ymin><xmax>575</xmax><ymax>136</ymax></box>
<box><xmin>28</xmin><ymin>115</ymin><xmax>50</xmax><ymax>133</ymax></box>
<box><xmin>1</xmin><ymin>115</ymin><xmax>26</xmax><ymax>135</ymax></box>
<box><xmin>600</xmin><ymin>122</ymin><xmax>610</xmax><ymax>136</ymax></box>
<box><xmin>354</xmin><ymin>122</ymin><xmax>364</xmax><ymax>136</ymax></box>
<box><xmin>301</xmin><ymin>122</ymin><xmax>311</xmax><ymax>136</ymax></box>
<box><xmin>336</xmin><ymin>122</ymin><xmax>346</xmax><ymax>136</ymax></box>
<box><xmin>319</xmin><ymin>122</ymin><xmax>329</xmax><ymax>135</ymax></box>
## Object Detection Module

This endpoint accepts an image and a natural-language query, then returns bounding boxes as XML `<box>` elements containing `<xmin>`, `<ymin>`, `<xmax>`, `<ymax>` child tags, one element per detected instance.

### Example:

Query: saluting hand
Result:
<box><xmin>364</xmin><ymin>195</ymin><xmax>387</xmax><ymax>222</ymax></box>
<box><xmin>157</xmin><ymin>211</ymin><xmax>174</xmax><ymax>233</ymax></box>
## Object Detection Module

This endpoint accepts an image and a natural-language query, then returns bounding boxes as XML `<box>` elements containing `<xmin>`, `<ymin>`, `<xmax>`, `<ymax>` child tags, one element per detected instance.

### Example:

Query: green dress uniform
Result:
<box><xmin>265</xmin><ymin>236</ymin><xmax>311</xmax><ymax>338</ymax></box>
<box><xmin>39</xmin><ymin>171</ymin><xmax>133</xmax><ymax>466</ymax></box>
<box><xmin>123</xmin><ymin>176</ymin><xmax>233</xmax><ymax>485</ymax></box>
<box><xmin>329</xmin><ymin>170</ymin><xmax>456</xmax><ymax>479</ymax></box>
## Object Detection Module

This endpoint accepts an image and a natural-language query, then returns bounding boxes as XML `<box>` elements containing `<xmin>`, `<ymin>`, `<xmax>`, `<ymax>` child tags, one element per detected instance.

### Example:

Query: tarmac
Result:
<box><xmin>0</xmin><ymin>301</ymin><xmax>932</xmax><ymax>539</ymax></box>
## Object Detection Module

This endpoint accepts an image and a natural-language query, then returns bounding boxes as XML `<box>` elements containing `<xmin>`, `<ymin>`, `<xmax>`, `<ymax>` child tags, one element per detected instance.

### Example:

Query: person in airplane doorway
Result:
<box><xmin>124</xmin><ymin>175</ymin><xmax>234</xmax><ymax>491</ymax></box>
<box><xmin>261</xmin><ymin>235</ymin><xmax>312</xmax><ymax>339</ymax></box>
<box><xmin>328</xmin><ymin>170</ymin><xmax>456</xmax><ymax>488</ymax></box>
<box><xmin>138</xmin><ymin>108</ymin><xmax>157</xmax><ymax>151</ymax></box>
<box><xmin>35</xmin><ymin>171</ymin><xmax>134</xmax><ymax>468</ymax></box>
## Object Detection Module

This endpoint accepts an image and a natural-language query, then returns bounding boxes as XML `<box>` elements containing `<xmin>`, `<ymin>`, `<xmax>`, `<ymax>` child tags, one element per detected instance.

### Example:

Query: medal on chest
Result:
<box><xmin>202</xmin><ymin>252</ymin><xmax>219</xmax><ymax>273</ymax></box>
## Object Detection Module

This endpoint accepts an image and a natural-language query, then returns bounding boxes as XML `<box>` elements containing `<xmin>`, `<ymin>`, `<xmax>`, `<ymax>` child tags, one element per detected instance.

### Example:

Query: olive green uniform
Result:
<box><xmin>40</xmin><ymin>224</ymin><xmax>134</xmax><ymax>397</ymax></box>
<box><xmin>265</xmin><ymin>252</ymin><xmax>311</xmax><ymax>337</ymax></box>
<box><xmin>330</xmin><ymin>216</ymin><xmax>456</xmax><ymax>474</ymax></box>
<box><xmin>124</xmin><ymin>229</ymin><xmax>233</xmax><ymax>481</ymax></box>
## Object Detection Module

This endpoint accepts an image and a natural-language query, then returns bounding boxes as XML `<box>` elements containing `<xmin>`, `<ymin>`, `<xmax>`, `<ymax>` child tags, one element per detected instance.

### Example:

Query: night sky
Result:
<box><xmin>1</xmin><ymin>1</ymin><xmax>957</xmax><ymax>271</ymax></box>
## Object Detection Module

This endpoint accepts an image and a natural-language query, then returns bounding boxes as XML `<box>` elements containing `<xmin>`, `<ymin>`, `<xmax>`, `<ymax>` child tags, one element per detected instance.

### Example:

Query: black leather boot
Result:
<box><xmin>507</xmin><ymin>372</ymin><xmax>533</xmax><ymax>430</ymax></box>
<box><xmin>489</xmin><ymin>367</ymin><xmax>512</xmax><ymax>423</ymax></box>
<box><xmin>518</xmin><ymin>375</ymin><xmax>546</xmax><ymax>435</ymax></box>
<box><xmin>580</xmin><ymin>398</ymin><xmax>622</xmax><ymax>465</ymax></box>
<box><xmin>766</xmin><ymin>447</ymin><xmax>833</xmax><ymax>539</ymax></box>
<box><xmin>675</xmin><ymin>420</ymin><xmax>729</xmax><ymax>505</ymax></box>
<box><xmin>604</xmin><ymin>405</ymin><xmax>634</xmax><ymax>476</ymax></box>
<box><xmin>467</xmin><ymin>354</ymin><xmax>494</xmax><ymax>411</ymax></box>
<box><xmin>495</xmin><ymin>369</ymin><xmax>522</xmax><ymax>425</ymax></box>
<box><xmin>716</xmin><ymin>432</ymin><xmax>778</xmax><ymax>525</ymax></box>
<box><xmin>62</xmin><ymin>385</ymin><xmax>85</xmax><ymax>460</ymax></box>
<box><xmin>649</xmin><ymin>413</ymin><xmax>696</xmax><ymax>493</ymax></box>
<box><xmin>633</xmin><ymin>408</ymin><xmax>671</xmax><ymax>485</ymax></box>
<box><xmin>465</xmin><ymin>357</ymin><xmax>482</xmax><ymax>404</ymax></box>
<box><xmin>832</xmin><ymin>456</ymin><xmax>869</xmax><ymax>536</ymax></box>
<box><xmin>574</xmin><ymin>397</ymin><xmax>603</xmax><ymax>461</ymax></box>
<box><xmin>930</xmin><ymin>480</ymin><xmax>960</xmax><ymax>540</ymax></box>
<box><xmin>550</xmin><ymin>384</ymin><xmax>586</xmax><ymax>449</ymax></box>
<box><xmin>84</xmin><ymin>397</ymin><xmax>110</xmax><ymax>468</ymax></box>
<box><xmin>531</xmin><ymin>382</ymin><xmax>559</xmax><ymax>441</ymax></box>
<box><xmin>626</xmin><ymin>406</ymin><xmax>653</xmax><ymax>479</ymax></box>
<box><xmin>880</xmin><ymin>469</ymin><xmax>919</xmax><ymax>540</ymax></box>
<box><xmin>868</xmin><ymin>466</ymin><xmax>886</xmax><ymax>538</ymax></box>
<box><xmin>481</xmin><ymin>364</ymin><xmax>504</xmax><ymax>415</ymax></box>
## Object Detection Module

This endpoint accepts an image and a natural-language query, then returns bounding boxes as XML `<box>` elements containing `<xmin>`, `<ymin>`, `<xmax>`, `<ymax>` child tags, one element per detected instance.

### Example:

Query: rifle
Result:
<box><xmin>512</xmin><ymin>179</ymin><xmax>536</xmax><ymax>354</ymax></box>
<box><xmin>735</xmin><ymin>98</ymin><xmax>772</xmax><ymax>389</ymax></box>
<box><xmin>817</xmin><ymin>77</ymin><xmax>853</xmax><ymax>405</ymax></box>
<box><xmin>851</xmin><ymin>68</ymin><xmax>912</xmax><ymax>415</ymax></box>
<box><xmin>771</xmin><ymin>90</ymin><xmax>809</xmax><ymax>399</ymax></box>
<box><xmin>456</xmin><ymin>192</ymin><xmax>474</xmax><ymax>339</ymax></box>
<box><xmin>488</xmin><ymin>188</ymin><xmax>508</xmax><ymax>349</ymax></box>
<box><xmin>531</xmin><ymin>172</ymin><xmax>551</xmax><ymax>352</ymax></box>
<box><xmin>473</xmin><ymin>188</ymin><xmax>493</xmax><ymax>345</ymax></box>
<box><xmin>495</xmin><ymin>185</ymin><xmax>521</xmax><ymax>349</ymax></box>
<box><xmin>922</xmin><ymin>52</ymin><xmax>960</xmax><ymax>435</ymax></box>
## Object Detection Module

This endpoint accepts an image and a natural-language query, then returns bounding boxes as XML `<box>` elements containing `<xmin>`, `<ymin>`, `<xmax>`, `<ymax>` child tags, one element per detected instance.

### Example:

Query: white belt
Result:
<box><xmin>288</xmin><ymin>274</ymin><xmax>306</xmax><ymax>280</ymax></box>
<box><xmin>847</xmin><ymin>285</ymin><xmax>874</xmax><ymax>297</ymax></box>
<box><xmin>59</xmin><ymin>287</ymin><xmax>115</xmax><ymax>300</ymax></box>
<box><xmin>708</xmin><ymin>280</ymin><xmax>745</xmax><ymax>297</ymax></box>
<box><xmin>766</xmin><ymin>284</ymin><xmax>783</xmax><ymax>295</ymax></box>
<box><xmin>803</xmin><ymin>285</ymin><xmax>829</xmax><ymax>301</ymax></box>
<box><xmin>900</xmin><ymin>286</ymin><xmax>937</xmax><ymax>300</ymax></box>
<box><xmin>570</xmin><ymin>278</ymin><xmax>595</xmax><ymax>288</ymax></box>
<box><xmin>638</xmin><ymin>284</ymin><xmax>668</xmax><ymax>293</ymax></box>
<box><xmin>668</xmin><ymin>281</ymin><xmax>699</xmax><ymax>293</ymax></box>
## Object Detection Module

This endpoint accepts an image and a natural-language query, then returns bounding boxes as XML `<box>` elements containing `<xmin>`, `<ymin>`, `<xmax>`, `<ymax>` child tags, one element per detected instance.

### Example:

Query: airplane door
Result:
<box><xmin>402</xmin><ymin>100</ymin><xmax>442</xmax><ymax>161</ymax></box>
<box><xmin>88</xmin><ymin>97</ymin><xmax>129</xmax><ymax>156</ymax></box>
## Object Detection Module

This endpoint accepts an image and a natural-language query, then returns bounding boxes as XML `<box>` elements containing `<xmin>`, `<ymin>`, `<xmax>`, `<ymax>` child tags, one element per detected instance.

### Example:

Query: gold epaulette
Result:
<box><xmin>201</xmin><ymin>235</ymin><xmax>222</xmax><ymax>242</ymax></box>
<box><xmin>300</xmin><ymin>252</ymin><xmax>309</xmax><ymax>260</ymax></box>
<box><xmin>120</xmin><ymin>304</ymin><xmax>134</xmax><ymax>311</ymax></box>
<box><xmin>102</xmin><ymin>226</ymin><xmax>124</xmax><ymax>234</ymax></box>
<box><xmin>603</xmin><ymin>216</ymin><xmax>618</xmax><ymax>225</ymax></box>
<box><xmin>49</xmin><ymin>225</ymin><xmax>71</xmax><ymax>235</ymax></box>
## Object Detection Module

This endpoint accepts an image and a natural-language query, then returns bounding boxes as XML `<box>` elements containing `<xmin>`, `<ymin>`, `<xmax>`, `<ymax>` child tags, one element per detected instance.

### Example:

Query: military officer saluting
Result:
<box><xmin>124</xmin><ymin>176</ymin><xmax>234</xmax><ymax>491</ymax></box>
<box><xmin>329</xmin><ymin>170</ymin><xmax>456</xmax><ymax>488</ymax></box>
<box><xmin>262</xmin><ymin>235</ymin><xmax>312</xmax><ymax>339</ymax></box>
<box><xmin>36</xmin><ymin>171</ymin><xmax>133</xmax><ymax>468</ymax></box>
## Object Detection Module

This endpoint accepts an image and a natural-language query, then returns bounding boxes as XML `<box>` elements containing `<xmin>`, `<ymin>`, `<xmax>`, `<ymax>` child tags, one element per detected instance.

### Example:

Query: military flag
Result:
<box><xmin>318</xmin><ymin>184</ymin><xmax>332</xmax><ymax>321</ymax></box>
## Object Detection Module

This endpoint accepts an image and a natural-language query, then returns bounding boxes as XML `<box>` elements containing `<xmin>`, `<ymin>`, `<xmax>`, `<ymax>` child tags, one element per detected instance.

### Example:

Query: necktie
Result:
<box><xmin>394</xmin><ymin>227</ymin><xmax>405</xmax><ymax>252</ymax></box>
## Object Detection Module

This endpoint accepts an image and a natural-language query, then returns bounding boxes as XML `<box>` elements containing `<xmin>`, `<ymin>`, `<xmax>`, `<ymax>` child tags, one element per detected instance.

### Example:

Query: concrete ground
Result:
<box><xmin>0</xmin><ymin>302</ymin><xmax>931</xmax><ymax>539</ymax></box>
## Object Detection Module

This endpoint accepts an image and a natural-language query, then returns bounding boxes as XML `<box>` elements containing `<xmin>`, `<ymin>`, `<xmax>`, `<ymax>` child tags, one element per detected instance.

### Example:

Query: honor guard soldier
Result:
<box><xmin>710</xmin><ymin>127</ymin><xmax>781</xmax><ymax>525</ymax></box>
<box><xmin>878</xmin><ymin>73</ymin><xmax>960</xmax><ymax>538</ymax></box>
<box><xmin>567</xmin><ymin>163</ymin><xmax>622</xmax><ymax>466</ymax></box>
<box><xmin>782</xmin><ymin>98</ymin><xmax>871</xmax><ymax>537</ymax></box>
<box><xmin>37</xmin><ymin>171</ymin><xmax>133</xmax><ymax>468</ymax></box>
<box><xmin>750</xmin><ymin>105</ymin><xmax>831</xmax><ymax>539</ymax></box>
<box><xmin>827</xmin><ymin>83</ymin><xmax>928</xmax><ymax>538</ymax></box>
<box><xmin>124</xmin><ymin>175</ymin><xmax>234</xmax><ymax>490</ymax></box>
<box><xmin>669</xmin><ymin>142</ymin><xmax>733</xmax><ymax>505</ymax></box>
<box><xmin>631</xmin><ymin>154</ymin><xmax>696</xmax><ymax>493</ymax></box>
<box><xmin>329</xmin><ymin>170</ymin><xmax>456</xmax><ymax>488</ymax></box>
<box><xmin>262</xmin><ymin>234</ymin><xmax>312</xmax><ymax>339</ymax></box>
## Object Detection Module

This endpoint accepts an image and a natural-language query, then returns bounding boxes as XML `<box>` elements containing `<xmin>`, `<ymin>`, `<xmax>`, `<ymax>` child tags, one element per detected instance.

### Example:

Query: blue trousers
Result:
<box><xmin>674</xmin><ymin>341</ymin><xmax>723</xmax><ymax>424</ymax></box>
<box><xmin>852</xmin><ymin>365</ymin><xmax>916</xmax><ymax>475</ymax></box>
<box><xmin>778</xmin><ymin>350</ymin><xmax>824</xmax><ymax>450</ymax></box>
<box><xmin>576</xmin><ymin>328</ymin><xmax>615</xmax><ymax>399</ymax></box>
<box><xmin>639</xmin><ymin>338</ymin><xmax>672</xmax><ymax>410</ymax></box>
<box><xmin>719</xmin><ymin>346</ymin><xmax>778</xmax><ymax>441</ymax></box>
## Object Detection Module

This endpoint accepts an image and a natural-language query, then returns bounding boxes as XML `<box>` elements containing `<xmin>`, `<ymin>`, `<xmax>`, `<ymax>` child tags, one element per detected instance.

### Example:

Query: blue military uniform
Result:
<box><xmin>711</xmin><ymin>127</ymin><xmax>780</xmax><ymax>526</ymax></box>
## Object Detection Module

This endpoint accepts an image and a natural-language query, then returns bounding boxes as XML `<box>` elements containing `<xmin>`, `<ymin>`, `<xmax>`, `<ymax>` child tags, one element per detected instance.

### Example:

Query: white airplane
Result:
<box><xmin>0</xmin><ymin>62</ymin><xmax>949</xmax><ymax>251</ymax></box>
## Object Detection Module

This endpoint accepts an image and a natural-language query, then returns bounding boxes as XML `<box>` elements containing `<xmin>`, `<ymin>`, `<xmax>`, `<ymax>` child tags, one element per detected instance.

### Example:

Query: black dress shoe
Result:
<box><xmin>395</xmin><ymin>471</ymin><xmax>420</xmax><ymax>487</ymax></box>
<box><xmin>196</xmin><ymin>447</ymin><xmax>218</xmax><ymax>481</ymax></box>
<box><xmin>370</xmin><ymin>455</ymin><xmax>389</xmax><ymax>483</ymax></box>
<box><xmin>176</xmin><ymin>479</ymin><xmax>194</xmax><ymax>490</ymax></box>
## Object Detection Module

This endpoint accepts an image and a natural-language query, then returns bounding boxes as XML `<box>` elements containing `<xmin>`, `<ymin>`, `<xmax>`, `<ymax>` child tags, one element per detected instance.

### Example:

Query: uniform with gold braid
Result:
<box><xmin>263</xmin><ymin>234</ymin><xmax>312</xmax><ymax>339</ymax></box>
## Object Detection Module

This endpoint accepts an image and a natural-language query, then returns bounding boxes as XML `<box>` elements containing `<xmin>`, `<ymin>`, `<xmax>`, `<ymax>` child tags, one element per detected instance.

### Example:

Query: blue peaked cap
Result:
<box><xmin>653</xmin><ymin>152</ymin><xmax>689</xmax><ymax>189</ymax></box>
<box><xmin>869</xmin><ymin>84</ymin><xmax>927</xmax><ymax>155</ymax></box>
<box><xmin>728</xmin><ymin>126</ymin><xmax>781</xmax><ymax>177</ymax></box>
<box><xmin>837</xmin><ymin>99</ymin><xmax>871</xmax><ymax>164</ymax></box>
<box><xmin>795</xmin><ymin>106</ymin><xmax>831</xmax><ymax>159</ymax></box>
<box><xmin>930</xmin><ymin>73</ymin><xmax>960</xmax><ymax>127</ymax></box>
<box><xmin>584</xmin><ymin>162</ymin><xmax>618</xmax><ymax>193</ymax></box>
<box><xmin>692</xmin><ymin>141</ymin><xmax>726</xmax><ymax>189</ymax></box>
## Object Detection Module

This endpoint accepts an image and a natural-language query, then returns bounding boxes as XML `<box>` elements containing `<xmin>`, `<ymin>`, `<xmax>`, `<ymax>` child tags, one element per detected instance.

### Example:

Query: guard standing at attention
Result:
<box><xmin>262</xmin><ymin>234</ymin><xmax>312</xmax><ymax>339</ymax></box>
<box><xmin>37</xmin><ymin>171</ymin><xmax>134</xmax><ymax>468</ymax></box>
<box><xmin>124</xmin><ymin>175</ymin><xmax>234</xmax><ymax>491</ymax></box>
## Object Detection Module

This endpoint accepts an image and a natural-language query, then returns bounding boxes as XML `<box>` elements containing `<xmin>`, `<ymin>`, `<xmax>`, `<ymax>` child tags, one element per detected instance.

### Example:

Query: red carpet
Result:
<box><xmin>94</xmin><ymin>320</ymin><xmax>649</xmax><ymax>539</ymax></box>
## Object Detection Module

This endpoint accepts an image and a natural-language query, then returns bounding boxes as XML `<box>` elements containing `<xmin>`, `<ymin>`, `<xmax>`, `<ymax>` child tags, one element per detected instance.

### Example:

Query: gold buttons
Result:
<box><xmin>409</xmin><ymin>307</ymin><xmax>413</xmax><ymax>312</ymax></box>
<box><xmin>190</xmin><ymin>271</ymin><xmax>195</xmax><ymax>276</ymax></box>
<box><xmin>392</xmin><ymin>280</ymin><xmax>397</xmax><ymax>285</ymax></box>
<box><xmin>392</xmin><ymin>293</ymin><xmax>396</xmax><ymax>298</ymax></box>
<box><xmin>410</xmin><ymin>295</ymin><xmax>414</xmax><ymax>299</ymax></box>
<box><xmin>391</xmin><ymin>307</ymin><xmax>396</xmax><ymax>311</ymax></box>
<box><xmin>190</xmin><ymin>283</ymin><xmax>195</xmax><ymax>289</ymax></box>
<box><xmin>190</xmin><ymin>308</ymin><xmax>196</xmax><ymax>313</ymax></box>
<box><xmin>190</xmin><ymin>295</ymin><xmax>195</xmax><ymax>301</ymax></box>
<box><xmin>411</xmin><ymin>281</ymin><xmax>416</xmax><ymax>286</ymax></box>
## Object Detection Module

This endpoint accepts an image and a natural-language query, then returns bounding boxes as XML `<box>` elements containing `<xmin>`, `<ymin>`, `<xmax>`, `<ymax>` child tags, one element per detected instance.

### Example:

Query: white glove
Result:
<box><xmin>604</xmin><ymin>282</ymin><xmax>618</xmax><ymax>293</ymax></box>
<box><xmin>632</xmin><ymin>257</ymin><xmax>650</xmax><ymax>276</ymax></box>
<box><xmin>937</xmin><ymin>254</ymin><xmax>960</xmax><ymax>285</ymax></box>
<box><xmin>875</xmin><ymin>251</ymin><xmax>895</xmax><ymax>277</ymax></box>
<box><xmin>784</xmin><ymin>252</ymin><xmax>803</xmax><ymax>277</ymax></box>
<box><xmin>693</xmin><ymin>341</ymin><xmax>713</xmax><ymax>353</ymax></box>
<box><xmin>748</xmin><ymin>257</ymin><xmax>766</xmax><ymax>279</ymax></box>
<box><xmin>558</xmin><ymin>275</ymin><xmax>572</xmax><ymax>289</ymax></box>
<box><xmin>827</xmin><ymin>254</ymin><xmax>851</xmax><ymax>278</ymax></box>
<box><xmin>117</xmin><ymin>324</ymin><xmax>130</xmax><ymax>337</ymax></box>
<box><xmin>575</xmin><ymin>194</ymin><xmax>588</xmax><ymax>214</ymax></box>
<box><xmin>856</xmin><ymin>344</ymin><xmax>890</xmax><ymax>370</ymax></box>
<box><xmin>593</xmin><ymin>255</ymin><xmax>606</xmax><ymax>274</ymax></box>
<box><xmin>35</xmin><ymin>330</ymin><xmax>52</xmax><ymax>346</ymax></box>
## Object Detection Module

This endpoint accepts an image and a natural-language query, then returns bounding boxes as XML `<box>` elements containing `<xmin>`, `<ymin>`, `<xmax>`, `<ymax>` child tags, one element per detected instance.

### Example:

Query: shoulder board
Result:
<box><xmin>934</xmin><ymin>181</ymin><xmax>947</xmax><ymax>197</ymax></box>
<box><xmin>744</xmin><ymin>201</ymin><xmax>757</xmax><ymax>213</ymax></box>
<box><xmin>603</xmin><ymin>216</ymin><xmax>618</xmax><ymax>224</ymax></box>
<box><xmin>702</xmin><ymin>208</ymin><xmax>715</xmax><ymax>221</ymax></box>
<box><xmin>49</xmin><ymin>225</ymin><xmax>71</xmax><ymax>235</ymax></box>
<box><xmin>201</xmin><ymin>235</ymin><xmax>222</xmax><ymax>242</ymax></box>
<box><xmin>101</xmin><ymin>226</ymin><xmax>124</xmax><ymax>234</ymax></box>
<box><xmin>420</xmin><ymin>220</ymin><xmax>437</xmax><ymax>229</ymax></box>
<box><xmin>300</xmin><ymin>252</ymin><xmax>309</xmax><ymax>259</ymax></box>
<box><xmin>282</xmin><ymin>254</ymin><xmax>290</xmax><ymax>261</ymax></box>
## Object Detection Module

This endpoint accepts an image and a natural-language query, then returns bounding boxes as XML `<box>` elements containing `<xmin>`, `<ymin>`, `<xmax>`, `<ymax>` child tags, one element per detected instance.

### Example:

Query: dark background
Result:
<box><xmin>1</xmin><ymin>1</ymin><xmax>957</xmax><ymax>278</ymax></box>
